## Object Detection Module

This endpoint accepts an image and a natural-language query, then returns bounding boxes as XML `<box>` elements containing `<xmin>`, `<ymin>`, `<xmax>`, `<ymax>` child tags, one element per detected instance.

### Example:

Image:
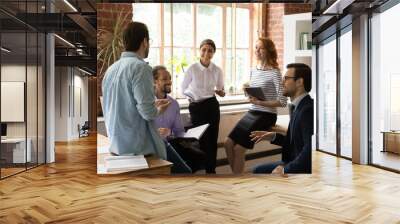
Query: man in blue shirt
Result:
<box><xmin>102</xmin><ymin>22</ymin><xmax>191</xmax><ymax>174</ymax></box>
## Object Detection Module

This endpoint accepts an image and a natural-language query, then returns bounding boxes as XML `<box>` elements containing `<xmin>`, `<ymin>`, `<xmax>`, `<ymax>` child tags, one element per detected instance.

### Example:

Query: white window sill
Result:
<box><xmin>177</xmin><ymin>94</ymin><xmax>249</xmax><ymax>109</ymax></box>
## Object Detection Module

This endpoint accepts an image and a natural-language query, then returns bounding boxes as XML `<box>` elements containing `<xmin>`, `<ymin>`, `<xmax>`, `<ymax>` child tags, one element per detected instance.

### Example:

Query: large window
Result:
<box><xmin>370</xmin><ymin>3</ymin><xmax>400</xmax><ymax>171</ymax></box>
<box><xmin>317</xmin><ymin>36</ymin><xmax>337</xmax><ymax>155</ymax></box>
<box><xmin>339</xmin><ymin>27</ymin><xmax>352</xmax><ymax>158</ymax></box>
<box><xmin>133</xmin><ymin>3</ymin><xmax>254</xmax><ymax>98</ymax></box>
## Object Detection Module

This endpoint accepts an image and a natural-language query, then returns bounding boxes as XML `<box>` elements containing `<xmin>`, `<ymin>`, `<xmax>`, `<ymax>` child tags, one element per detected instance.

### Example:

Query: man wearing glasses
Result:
<box><xmin>250</xmin><ymin>63</ymin><xmax>314</xmax><ymax>175</ymax></box>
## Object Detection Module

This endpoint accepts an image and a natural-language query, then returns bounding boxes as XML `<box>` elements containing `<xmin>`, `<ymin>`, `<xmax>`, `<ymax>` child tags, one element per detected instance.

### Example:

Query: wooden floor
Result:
<box><xmin>372</xmin><ymin>150</ymin><xmax>400</xmax><ymax>171</ymax></box>
<box><xmin>1</xmin><ymin>135</ymin><xmax>400</xmax><ymax>223</ymax></box>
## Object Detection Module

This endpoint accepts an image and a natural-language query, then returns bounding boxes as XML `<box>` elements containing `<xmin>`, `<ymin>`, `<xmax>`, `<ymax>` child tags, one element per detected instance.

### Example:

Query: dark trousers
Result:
<box><xmin>169</xmin><ymin>139</ymin><xmax>205</xmax><ymax>173</ymax></box>
<box><xmin>252</xmin><ymin>161</ymin><xmax>285</xmax><ymax>174</ymax></box>
<box><xmin>189</xmin><ymin>97</ymin><xmax>220</xmax><ymax>174</ymax></box>
<box><xmin>165</xmin><ymin>141</ymin><xmax>192</xmax><ymax>174</ymax></box>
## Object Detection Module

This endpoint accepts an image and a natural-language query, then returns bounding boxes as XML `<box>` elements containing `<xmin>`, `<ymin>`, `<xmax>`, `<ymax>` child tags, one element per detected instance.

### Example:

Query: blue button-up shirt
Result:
<box><xmin>102</xmin><ymin>52</ymin><xmax>166</xmax><ymax>159</ymax></box>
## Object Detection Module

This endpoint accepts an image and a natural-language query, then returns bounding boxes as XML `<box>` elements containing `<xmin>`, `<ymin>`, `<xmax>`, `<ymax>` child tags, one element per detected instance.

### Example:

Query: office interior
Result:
<box><xmin>0</xmin><ymin>0</ymin><xmax>400</xmax><ymax>222</ymax></box>
<box><xmin>96</xmin><ymin>2</ymin><xmax>313</xmax><ymax>174</ymax></box>
<box><xmin>313</xmin><ymin>0</ymin><xmax>400</xmax><ymax>172</ymax></box>
<box><xmin>0</xmin><ymin>0</ymin><xmax>97</xmax><ymax>179</ymax></box>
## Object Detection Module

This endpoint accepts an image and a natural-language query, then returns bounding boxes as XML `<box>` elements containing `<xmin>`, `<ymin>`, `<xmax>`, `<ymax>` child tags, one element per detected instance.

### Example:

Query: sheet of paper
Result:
<box><xmin>184</xmin><ymin>124</ymin><xmax>209</xmax><ymax>140</ymax></box>
<box><xmin>104</xmin><ymin>155</ymin><xmax>148</xmax><ymax>172</ymax></box>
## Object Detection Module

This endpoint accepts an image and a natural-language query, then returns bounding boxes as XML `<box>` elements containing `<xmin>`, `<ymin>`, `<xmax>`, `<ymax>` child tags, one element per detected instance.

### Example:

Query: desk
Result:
<box><xmin>1</xmin><ymin>138</ymin><xmax>31</xmax><ymax>163</ymax></box>
<box><xmin>382</xmin><ymin>131</ymin><xmax>400</xmax><ymax>154</ymax></box>
<box><xmin>97</xmin><ymin>134</ymin><xmax>172</xmax><ymax>175</ymax></box>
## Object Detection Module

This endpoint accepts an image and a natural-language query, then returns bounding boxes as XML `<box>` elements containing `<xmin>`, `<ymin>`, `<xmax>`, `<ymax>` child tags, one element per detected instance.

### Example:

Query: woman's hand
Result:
<box><xmin>215</xmin><ymin>89</ymin><xmax>226</xmax><ymax>97</ymax></box>
<box><xmin>249</xmin><ymin>96</ymin><xmax>261</xmax><ymax>105</ymax></box>
<box><xmin>242</xmin><ymin>83</ymin><xmax>250</xmax><ymax>91</ymax></box>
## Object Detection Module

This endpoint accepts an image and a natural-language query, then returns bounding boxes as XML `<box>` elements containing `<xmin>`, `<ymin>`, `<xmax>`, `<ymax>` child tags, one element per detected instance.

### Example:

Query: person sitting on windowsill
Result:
<box><xmin>153</xmin><ymin>65</ymin><xmax>206</xmax><ymax>173</ymax></box>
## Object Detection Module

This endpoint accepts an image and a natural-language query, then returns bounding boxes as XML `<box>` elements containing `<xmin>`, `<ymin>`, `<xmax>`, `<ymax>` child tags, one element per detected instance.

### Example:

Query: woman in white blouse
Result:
<box><xmin>181</xmin><ymin>39</ymin><xmax>225</xmax><ymax>174</ymax></box>
<box><xmin>224</xmin><ymin>37</ymin><xmax>287</xmax><ymax>174</ymax></box>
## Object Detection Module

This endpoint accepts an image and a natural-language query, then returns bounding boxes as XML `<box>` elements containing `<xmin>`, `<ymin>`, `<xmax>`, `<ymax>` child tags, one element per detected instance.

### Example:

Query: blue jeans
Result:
<box><xmin>252</xmin><ymin>161</ymin><xmax>285</xmax><ymax>174</ymax></box>
<box><xmin>165</xmin><ymin>141</ymin><xmax>192</xmax><ymax>174</ymax></box>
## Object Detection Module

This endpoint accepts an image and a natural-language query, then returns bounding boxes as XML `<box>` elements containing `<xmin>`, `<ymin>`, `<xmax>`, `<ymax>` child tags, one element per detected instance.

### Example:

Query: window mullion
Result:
<box><xmin>233</xmin><ymin>3</ymin><xmax>237</xmax><ymax>93</ymax></box>
<box><xmin>222</xmin><ymin>5</ymin><xmax>227</xmax><ymax>89</ymax></box>
<box><xmin>160</xmin><ymin>4</ymin><xmax>164</xmax><ymax>65</ymax></box>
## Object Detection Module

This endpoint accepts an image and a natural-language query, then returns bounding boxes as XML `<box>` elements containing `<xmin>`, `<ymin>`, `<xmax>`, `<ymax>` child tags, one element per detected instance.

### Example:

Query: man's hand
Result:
<box><xmin>249</xmin><ymin>96</ymin><xmax>261</xmax><ymax>105</ymax></box>
<box><xmin>250</xmin><ymin>131</ymin><xmax>275</xmax><ymax>144</ymax></box>
<box><xmin>215</xmin><ymin>89</ymin><xmax>226</xmax><ymax>97</ymax></box>
<box><xmin>271</xmin><ymin>165</ymin><xmax>287</xmax><ymax>177</ymax></box>
<box><xmin>158</xmin><ymin>128</ymin><xmax>171</xmax><ymax>138</ymax></box>
<box><xmin>155</xmin><ymin>99</ymin><xmax>171</xmax><ymax>114</ymax></box>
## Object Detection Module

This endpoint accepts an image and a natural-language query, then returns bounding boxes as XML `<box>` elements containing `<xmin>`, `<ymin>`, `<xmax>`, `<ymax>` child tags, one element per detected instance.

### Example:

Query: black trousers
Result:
<box><xmin>188</xmin><ymin>97</ymin><xmax>220</xmax><ymax>173</ymax></box>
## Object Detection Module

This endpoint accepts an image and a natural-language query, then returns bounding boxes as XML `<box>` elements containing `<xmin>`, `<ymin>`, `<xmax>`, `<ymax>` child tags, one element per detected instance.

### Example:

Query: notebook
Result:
<box><xmin>104</xmin><ymin>155</ymin><xmax>149</xmax><ymax>172</ymax></box>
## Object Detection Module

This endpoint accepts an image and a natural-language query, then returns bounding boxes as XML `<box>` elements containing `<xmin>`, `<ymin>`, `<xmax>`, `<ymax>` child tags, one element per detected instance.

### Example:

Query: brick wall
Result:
<box><xmin>97</xmin><ymin>3</ymin><xmax>132</xmax><ymax>115</ymax></box>
<box><xmin>264</xmin><ymin>3</ymin><xmax>311</xmax><ymax>70</ymax></box>
<box><xmin>285</xmin><ymin>3</ymin><xmax>312</xmax><ymax>15</ymax></box>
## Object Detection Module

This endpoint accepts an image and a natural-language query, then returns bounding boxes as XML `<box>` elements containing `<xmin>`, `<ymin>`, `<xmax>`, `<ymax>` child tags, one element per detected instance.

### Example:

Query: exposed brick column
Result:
<box><xmin>262</xmin><ymin>3</ymin><xmax>311</xmax><ymax>71</ymax></box>
<box><xmin>284</xmin><ymin>3</ymin><xmax>312</xmax><ymax>15</ymax></box>
<box><xmin>97</xmin><ymin>3</ymin><xmax>133</xmax><ymax>115</ymax></box>
<box><xmin>264</xmin><ymin>3</ymin><xmax>285</xmax><ymax>71</ymax></box>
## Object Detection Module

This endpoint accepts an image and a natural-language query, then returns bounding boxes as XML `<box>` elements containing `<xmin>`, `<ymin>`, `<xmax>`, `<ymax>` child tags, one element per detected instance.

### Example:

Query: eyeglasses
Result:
<box><xmin>283</xmin><ymin>76</ymin><xmax>297</xmax><ymax>81</ymax></box>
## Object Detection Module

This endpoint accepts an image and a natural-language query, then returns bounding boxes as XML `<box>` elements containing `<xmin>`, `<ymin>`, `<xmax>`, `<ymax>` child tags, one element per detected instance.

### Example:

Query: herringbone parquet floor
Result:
<box><xmin>1</xmin><ymin>134</ymin><xmax>400</xmax><ymax>223</ymax></box>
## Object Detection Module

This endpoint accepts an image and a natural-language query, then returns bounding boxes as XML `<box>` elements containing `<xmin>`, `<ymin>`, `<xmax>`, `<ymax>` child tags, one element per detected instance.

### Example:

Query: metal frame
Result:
<box><xmin>315</xmin><ymin>18</ymin><xmax>353</xmax><ymax>161</ymax></box>
<box><xmin>0</xmin><ymin>0</ymin><xmax>47</xmax><ymax>179</ymax></box>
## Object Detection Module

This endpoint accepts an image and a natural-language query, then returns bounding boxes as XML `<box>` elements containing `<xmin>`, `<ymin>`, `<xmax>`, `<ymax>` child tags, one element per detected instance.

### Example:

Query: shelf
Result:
<box><xmin>295</xmin><ymin>50</ymin><xmax>312</xmax><ymax>57</ymax></box>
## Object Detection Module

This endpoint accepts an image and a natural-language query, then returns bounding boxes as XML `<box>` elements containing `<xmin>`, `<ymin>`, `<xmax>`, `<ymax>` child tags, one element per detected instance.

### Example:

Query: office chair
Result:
<box><xmin>79</xmin><ymin>121</ymin><xmax>90</xmax><ymax>138</ymax></box>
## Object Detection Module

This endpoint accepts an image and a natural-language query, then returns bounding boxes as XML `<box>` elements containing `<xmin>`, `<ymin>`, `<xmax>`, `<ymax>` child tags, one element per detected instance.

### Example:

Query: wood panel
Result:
<box><xmin>0</xmin><ymin>135</ymin><xmax>400</xmax><ymax>223</ymax></box>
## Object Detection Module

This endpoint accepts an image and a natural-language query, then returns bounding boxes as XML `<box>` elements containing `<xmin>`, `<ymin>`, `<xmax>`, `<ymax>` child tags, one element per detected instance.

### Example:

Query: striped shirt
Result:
<box><xmin>249</xmin><ymin>68</ymin><xmax>287</xmax><ymax>114</ymax></box>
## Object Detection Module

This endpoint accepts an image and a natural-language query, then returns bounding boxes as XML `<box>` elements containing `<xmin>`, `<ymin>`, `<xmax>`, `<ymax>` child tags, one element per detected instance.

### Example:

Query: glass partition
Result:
<box><xmin>370</xmin><ymin>3</ymin><xmax>400</xmax><ymax>171</ymax></box>
<box><xmin>0</xmin><ymin>0</ymin><xmax>46</xmax><ymax>179</ymax></box>
<box><xmin>339</xmin><ymin>27</ymin><xmax>352</xmax><ymax>158</ymax></box>
<box><xmin>317</xmin><ymin>35</ymin><xmax>337</xmax><ymax>155</ymax></box>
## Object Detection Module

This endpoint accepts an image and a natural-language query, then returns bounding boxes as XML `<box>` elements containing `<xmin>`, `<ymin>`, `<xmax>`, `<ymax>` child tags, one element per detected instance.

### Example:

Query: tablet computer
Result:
<box><xmin>244</xmin><ymin>87</ymin><xmax>265</xmax><ymax>100</ymax></box>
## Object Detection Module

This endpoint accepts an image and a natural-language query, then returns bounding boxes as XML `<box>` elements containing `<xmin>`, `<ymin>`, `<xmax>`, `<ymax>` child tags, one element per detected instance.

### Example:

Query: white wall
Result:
<box><xmin>55</xmin><ymin>67</ymin><xmax>89</xmax><ymax>141</ymax></box>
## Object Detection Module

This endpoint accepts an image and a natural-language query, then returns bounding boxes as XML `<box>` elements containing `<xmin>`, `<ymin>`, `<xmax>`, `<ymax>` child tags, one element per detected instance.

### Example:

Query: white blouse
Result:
<box><xmin>181</xmin><ymin>62</ymin><xmax>224</xmax><ymax>102</ymax></box>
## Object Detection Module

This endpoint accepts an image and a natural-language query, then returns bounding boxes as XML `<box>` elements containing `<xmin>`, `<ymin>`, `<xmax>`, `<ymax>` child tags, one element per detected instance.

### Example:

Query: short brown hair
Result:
<box><xmin>199</xmin><ymin>39</ymin><xmax>216</xmax><ymax>52</ymax></box>
<box><xmin>258</xmin><ymin>37</ymin><xmax>279</xmax><ymax>69</ymax></box>
<box><xmin>123</xmin><ymin>21</ymin><xmax>149</xmax><ymax>52</ymax></box>
<box><xmin>152</xmin><ymin>65</ymin><xmax>167</xmax><ymax>80</ymax></box>
<box><xmin>287</xmin><ymin>63</ymin><xmax>312</xmax><ymax>92</ymax></box>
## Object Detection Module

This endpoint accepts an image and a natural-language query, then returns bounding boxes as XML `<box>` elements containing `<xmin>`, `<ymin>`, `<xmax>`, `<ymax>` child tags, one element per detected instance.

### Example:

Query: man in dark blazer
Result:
<box><xmin>250</xmin><ymin>63</ymin><xmax>313</xmax><ymax>174</ymax></box>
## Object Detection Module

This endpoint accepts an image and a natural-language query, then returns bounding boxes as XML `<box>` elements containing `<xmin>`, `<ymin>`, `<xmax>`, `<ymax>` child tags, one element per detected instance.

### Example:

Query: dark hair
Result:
<box><xmin>287</xmin><ymin>63</ymin><xmax>312</xmax><ymax>92</ymax></box>
<box><xmin>199</xmin><ymin>39</ymin><xmax>216</xmax><ymax>52</ymax></box>
<box><xmin>258</xmin><ymin>37</ymin><xmax>279</xmax><ymax>69</ymax></box>
<box><xmin>152</xmin><ymin>65</ymin><xmax>167</xmax><ymax>80</ymax></box>
<box><xmin>123</xmin><ymin>21</ymin><xmax>149</xmax><ymax>52</ymax></box>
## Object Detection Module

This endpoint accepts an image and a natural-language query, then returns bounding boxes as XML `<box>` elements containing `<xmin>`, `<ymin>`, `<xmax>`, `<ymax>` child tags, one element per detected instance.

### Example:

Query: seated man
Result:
<box><xmin>250</xmin><ymin>63</ymin><xmax>313</xmax><ymax>174</ymax></box>
<box><xmin>153</xmin><ymin>65</ymin><xmax>205</xmax><ymax>173</ymax></box>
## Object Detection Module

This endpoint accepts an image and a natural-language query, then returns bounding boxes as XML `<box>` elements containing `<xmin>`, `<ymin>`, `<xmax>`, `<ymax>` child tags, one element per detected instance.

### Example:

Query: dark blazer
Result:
<box><xmin>272</xmin><ymin>94</ymin><xmax>314</xmax><ymax>173</ymax></box>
